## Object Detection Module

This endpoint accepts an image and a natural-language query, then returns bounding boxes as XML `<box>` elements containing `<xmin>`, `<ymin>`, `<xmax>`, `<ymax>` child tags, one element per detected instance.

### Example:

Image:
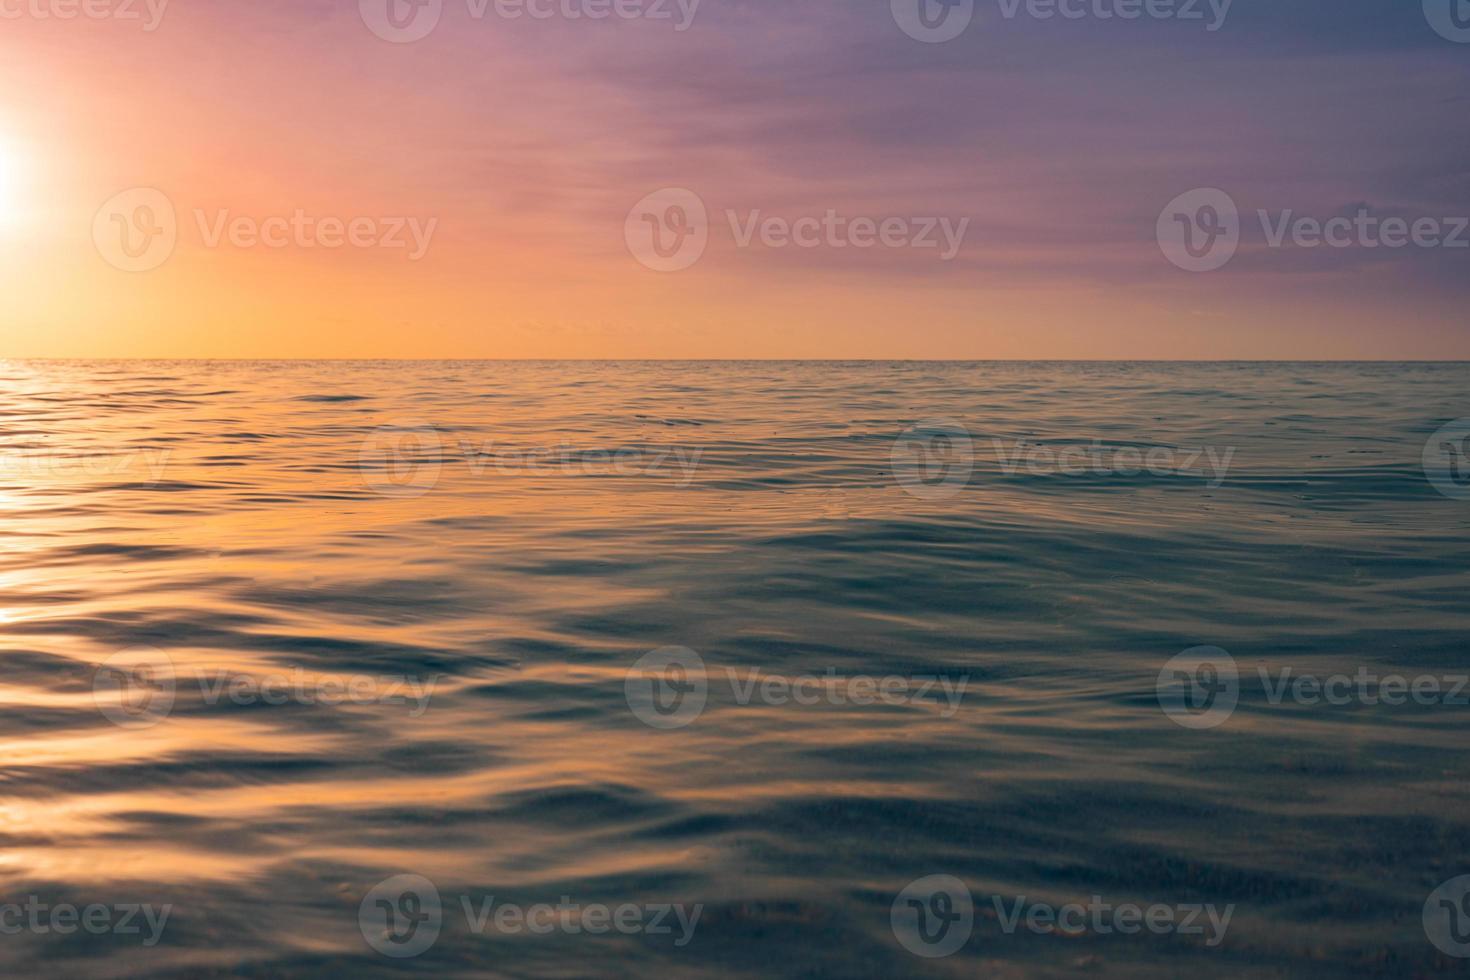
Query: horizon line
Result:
<box><xmin>4</xmin><ymin>357</ymin><xmax>1469</xmax><ymax>364</ymax></box>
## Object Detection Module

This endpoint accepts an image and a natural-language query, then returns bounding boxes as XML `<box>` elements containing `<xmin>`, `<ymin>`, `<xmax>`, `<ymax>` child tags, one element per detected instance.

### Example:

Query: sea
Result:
<box><xmin>1</xmin><ymin>359</ymin><xmax>1467</xmax><ymax>978</ymax></box>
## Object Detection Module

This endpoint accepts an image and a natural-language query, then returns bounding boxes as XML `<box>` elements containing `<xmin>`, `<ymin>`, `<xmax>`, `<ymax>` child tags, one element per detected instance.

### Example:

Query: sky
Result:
<box><xmin>0</xmin><ymin>0</ymin><xmax>1467</xmax><ymax>358</ymax></box>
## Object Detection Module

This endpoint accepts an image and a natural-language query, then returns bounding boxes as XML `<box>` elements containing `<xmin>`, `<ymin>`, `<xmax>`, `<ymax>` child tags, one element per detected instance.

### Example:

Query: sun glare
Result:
<box><xmin>0</xmin><ymin>135</ymin><xmax>33</xmax><ymax>237</ymax></box>
<box><xmin>0</xmin><ymin>141</ymin><xmax>17</xmax><ymax>231</ymax></box>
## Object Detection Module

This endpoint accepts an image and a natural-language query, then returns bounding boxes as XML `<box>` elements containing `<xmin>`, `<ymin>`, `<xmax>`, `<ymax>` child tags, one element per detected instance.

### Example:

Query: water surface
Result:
<box><xmin>1</xmin><ymin>360</ymin><xmax>1467</xmax><ymax>977</ymax></box>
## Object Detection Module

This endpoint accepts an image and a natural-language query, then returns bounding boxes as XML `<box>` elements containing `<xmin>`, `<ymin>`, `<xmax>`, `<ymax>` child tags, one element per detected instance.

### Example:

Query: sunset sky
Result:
<box><xmin>1</xmin><ymin>0</ymin><xmax>1467</xmax><ymax>358</ymax></box>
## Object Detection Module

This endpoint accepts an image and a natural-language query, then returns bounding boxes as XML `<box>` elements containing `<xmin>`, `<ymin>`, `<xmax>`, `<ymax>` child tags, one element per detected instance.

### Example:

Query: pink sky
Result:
<box><xmin>1</xmin><ymin>0</ymin><xmax>1467</xmax><ymax>357</ymax></box>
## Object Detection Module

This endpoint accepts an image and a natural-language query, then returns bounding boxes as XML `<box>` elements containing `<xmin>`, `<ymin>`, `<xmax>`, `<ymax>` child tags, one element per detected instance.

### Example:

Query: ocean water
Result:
<box><xmin>1</xmin><ymin>359</ymin><xmax>1469</xmax><ymax>978</ymax></box>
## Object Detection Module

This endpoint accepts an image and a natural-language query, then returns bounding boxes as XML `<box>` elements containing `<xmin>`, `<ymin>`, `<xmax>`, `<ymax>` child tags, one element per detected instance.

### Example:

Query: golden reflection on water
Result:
<box><xmin>2</xmin><ymin>361</ymin><xmax>1468</xmax><ymax>975</ymax></box>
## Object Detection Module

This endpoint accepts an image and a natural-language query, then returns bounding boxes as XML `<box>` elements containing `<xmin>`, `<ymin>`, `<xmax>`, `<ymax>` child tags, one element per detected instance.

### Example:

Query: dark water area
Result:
<box><xmin>1</xmin><ymin>360</ymin><xmax>1468</xmax><ymax>977</ymax></box>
